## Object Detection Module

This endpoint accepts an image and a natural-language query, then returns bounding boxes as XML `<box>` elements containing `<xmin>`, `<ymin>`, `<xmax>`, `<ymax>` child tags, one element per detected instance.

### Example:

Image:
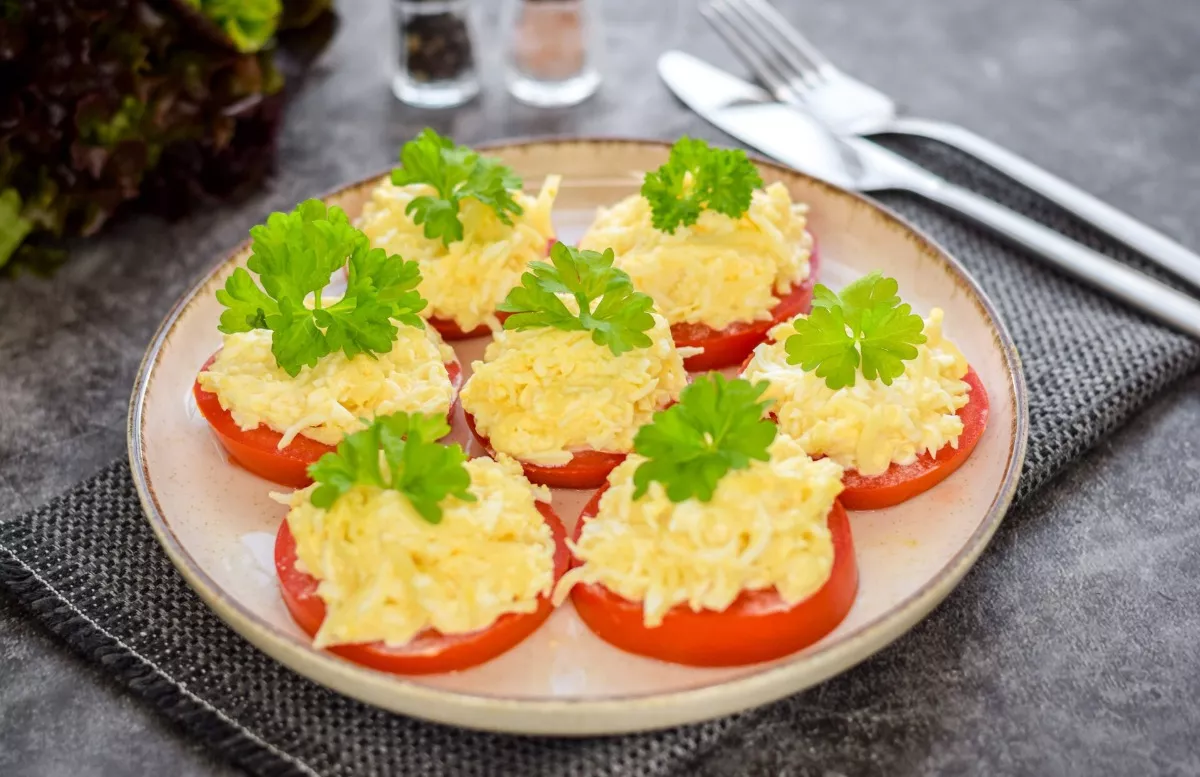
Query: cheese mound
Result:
<box><xmin>554</xmin><ymin>435</ymin><xmax>844</xmax><ymax>627</ymax></box>
<box><xmin>578</xmin><ymin>182</ymin><xmax>812</xmax><ymax>330</ymax></box>
<box><xmin>743</xmin><ymin>308</ymin><xmax>971</xmax><ymax>476</ymax></box>
<box><xmin>282</xmin><ymin>455</ymin><xmax>556</xmax><ymax>648</ymax></box>
<box><xmin>198</xmin><ymin>326</ymin><xmax>456</xmax><ymax>448</ymax></box>
<box><xmin>459</xmin><ymin>313</ymin><xmax>689</xmax><ymax>466</ymax></box>
<box><xmin>358</xmin><ymin>175</ymin><xmax>560</xmax><ymax>333</ymax></box>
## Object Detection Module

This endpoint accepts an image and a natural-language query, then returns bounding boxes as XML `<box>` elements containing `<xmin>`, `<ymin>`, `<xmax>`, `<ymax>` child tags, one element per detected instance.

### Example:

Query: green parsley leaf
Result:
<box><xmin>215</xmin><ymin>199</ymin><xmax>427</xmax><ymax>377</ymax></box>
<box><xmin>308</xmin><ymin>412</ymin><xmax>474</xmax><ymax>524</ymax></box>
<box><xmin>641</xmin><ymin>136</ymin><xmax>764</xmax><ymax>234</ymax></box>
<box><xmin>785</xmin><ymin>271</ymin><xmax>927</xmax><ymax>389</ymax></box>
<box><xmin>498</xmin><ymin>242</ymin><xmax>656</xmax><ymax>356</ymax></box>
<box><xmin>632</xmin><ymin>374</ymin><xmax>777</xmax><ymax>503</ymax></box>
<box><xmin>390</xmin><ymin>129</ymin><xmax>524</xmax><ymax>246</ymax></box>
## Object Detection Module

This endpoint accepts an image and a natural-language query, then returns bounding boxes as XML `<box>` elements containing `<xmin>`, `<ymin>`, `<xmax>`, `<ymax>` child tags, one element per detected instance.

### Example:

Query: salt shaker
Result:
<box><xmin>502</xmin><ymin>0</ymin><xmax>604</xmax><ymax>107</ymax></box>
<box><xmin>391</xmin><ymin>0</ymin><xmax>480</xmax><ymax>108</ymax></box>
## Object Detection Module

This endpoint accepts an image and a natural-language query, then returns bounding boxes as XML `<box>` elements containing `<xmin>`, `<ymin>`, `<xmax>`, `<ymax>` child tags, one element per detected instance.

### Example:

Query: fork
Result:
<box><xmin>702</xmin><ymin>0</ymin><xmax>1200</xmax><ymax>290</ymax></box>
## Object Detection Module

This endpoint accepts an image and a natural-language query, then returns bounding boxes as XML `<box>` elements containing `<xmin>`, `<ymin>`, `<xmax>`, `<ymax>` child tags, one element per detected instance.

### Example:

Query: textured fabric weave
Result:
<box><xmin>1</xmin><ymin>143</ymin><xmax>1198</xmax><ymax>776</ymax></box>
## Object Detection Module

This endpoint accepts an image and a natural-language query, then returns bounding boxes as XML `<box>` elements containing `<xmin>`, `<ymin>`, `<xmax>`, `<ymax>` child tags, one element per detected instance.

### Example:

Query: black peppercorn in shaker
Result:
<box><xmin>392</xmin><ymin>0</ymin><xmax>480</xmax><ymax>108</ymax></box>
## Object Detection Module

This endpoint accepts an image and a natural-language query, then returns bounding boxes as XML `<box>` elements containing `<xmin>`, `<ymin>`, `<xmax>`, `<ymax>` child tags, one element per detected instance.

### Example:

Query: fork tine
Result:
<box><xmin>702</xmin><ymin>0</ymin><xmax>801</xmax><ymax>103</ymax></box>
<box><xmin>738</xmin><ymin>0</ymin><xmax>836</xmax><ymax>78</ymax></box>
<box><xmin>724</xmin><ymin>0</ymin><xmax>825</xmax><ymax>89</ymax></box>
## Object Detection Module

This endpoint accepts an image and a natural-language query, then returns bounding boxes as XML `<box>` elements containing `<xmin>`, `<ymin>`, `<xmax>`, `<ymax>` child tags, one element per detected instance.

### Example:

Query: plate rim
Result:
<box><xmin>127</xmin><ymin>136</ymin><xmax>1029</xmax><ymax>736</ymax></box>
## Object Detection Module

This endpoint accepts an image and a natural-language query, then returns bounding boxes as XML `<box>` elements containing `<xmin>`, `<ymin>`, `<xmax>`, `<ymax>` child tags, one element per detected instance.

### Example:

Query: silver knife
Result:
<box><xmin>657</xmin><ymin>50</ymin><xmax>1200</xmax><ymax>340</ymax></box>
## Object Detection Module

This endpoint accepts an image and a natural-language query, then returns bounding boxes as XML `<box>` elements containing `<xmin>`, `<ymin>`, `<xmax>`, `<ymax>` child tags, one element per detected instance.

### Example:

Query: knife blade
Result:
<box><xmin>657</xmin><ymin>50</ymin><xmax>868</xmax><ymax>189</ymax></box>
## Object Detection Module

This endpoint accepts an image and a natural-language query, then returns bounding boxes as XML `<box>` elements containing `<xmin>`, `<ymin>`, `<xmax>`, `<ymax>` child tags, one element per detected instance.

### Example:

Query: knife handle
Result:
<box><xmin>886</xmin><ymin>116</ymin><xmax>1200</xmax><ymax>290</ymax></box>
<box><xmin>914</xmin><ymin>180</ymin><xmax>1200</xmax><ymax>340</ymax></box>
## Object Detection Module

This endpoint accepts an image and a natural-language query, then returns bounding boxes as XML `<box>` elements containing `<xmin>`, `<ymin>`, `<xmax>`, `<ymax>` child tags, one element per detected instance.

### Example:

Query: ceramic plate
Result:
<box><xmin>129</xmin><ymin>139</ymin><xmax>1028</xmax><ymax>736</ymax></box>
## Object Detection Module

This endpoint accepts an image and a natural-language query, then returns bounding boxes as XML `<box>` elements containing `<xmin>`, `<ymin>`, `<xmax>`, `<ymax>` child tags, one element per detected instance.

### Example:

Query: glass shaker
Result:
<box><xmin>501</xmin><ymin>0</ymin><xmax>604</xmax><ymax>107</ymax></box>
<box><xmin>391</xmin><ymin>0</ymin><xmax>480</xmax><ymax>109</ymax></box>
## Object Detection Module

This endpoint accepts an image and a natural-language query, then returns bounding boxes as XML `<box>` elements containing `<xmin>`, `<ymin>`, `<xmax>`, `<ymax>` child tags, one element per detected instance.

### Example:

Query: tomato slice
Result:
<box><xmin>569</xmin><ymin>487</ymin><xmax>857</xmax><ymax>667</ymax></box>
<box><xmin>672</xmin><ymin>236</ymin><xmax>820</xmax><ymax>372</ymax></box>
<box><xmin>275</xmin><ymin>499</ymin><xmax>570</xmax><ymax>674</ymax></box>
<box><xmin>428</xmin><ymin>311</ymin><xmax>509</xmax><ymax>341</ymax></box>
<box><xmin>463</xmin><ymin>410</ymin><xmax>626</xmax><ymax>489</ymax></box>
<box><xmin>194</xmin><ymin>354</ymin><xmax>463</xmax><ymax>488</ymax></box>
<box><xmin>838</xmin><ymin>366</ymin><xmax>989</xmax><ymax>510</ymax></box>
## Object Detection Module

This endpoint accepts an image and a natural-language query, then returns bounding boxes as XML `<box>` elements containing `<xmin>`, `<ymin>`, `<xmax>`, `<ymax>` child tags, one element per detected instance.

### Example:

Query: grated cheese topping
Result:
<box><xmin>553</xmin><ymin>435</ymin><xmax>844</xmax><ymax>627</ymax></box>
<box><xmin>459</xmin><ymin>312</ymin><xmax>689</xmax><ymax>466</ymax></box>
<box><xmin>198</xmin><ymin>326</ymin><xmax>456</xmax><ymax>448</ymax></box>
<box><xmin>281</xmin><ymin>454</ymin><xmax>556</xmax><ymax>648</ymax></box>
<box><xmin>743</xmin><ymin>308</ymin><xmax>971</xmax><ymax>476</ymax></box>
<box><xmin>357</xmin><ymin>175</ymin><xmax>560</xmax><ymax>333</ymax></box>
<box><xmin>578</xmin><ymin>182</ymin><xmax>812</xmax><ymax>330</ymax></box>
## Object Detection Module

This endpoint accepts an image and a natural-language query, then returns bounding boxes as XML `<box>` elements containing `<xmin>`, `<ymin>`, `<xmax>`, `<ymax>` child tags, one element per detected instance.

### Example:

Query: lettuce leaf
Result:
<box><xmin>0</xmin><ymin>190</ymin><xmax>32</xmax><ymax>271</ymax></box>
<box><xmin>0</xmin><ymin>0</ymin><xmax>333</xmax><ymax>277</ymax></box>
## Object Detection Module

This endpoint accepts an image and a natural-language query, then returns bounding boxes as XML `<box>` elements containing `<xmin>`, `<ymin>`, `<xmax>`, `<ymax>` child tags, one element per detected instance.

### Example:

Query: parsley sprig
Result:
<box><xmin>498</xmin><ymin>241</ymin><xmax>656</xmax><ymax>356</ymax></box>
<box><xmin>216</xmin><ymin>199</ymin><xmax>426</xmax><ymax>377</ymax></box>
<box><xmin>641</xmin><ymin>136</ymin><xmax>764</xmax><ymax>234</ymax></box>
<box><xmin>390</xmin><ymin>128</ymin><xmax>525</xmax><ymax>247</ymax></box>
<box><xmin>307</xmin><ymin>412</ymin><xmax>474</xmax><ymax>524</ymax></box>
<box><xmin>785</xmin><ymin>272</ymin><xmax>927</xmax><ymax>390</ymax></box>
<box><xmin>632</xmin><ymin>374</ymin><xmax>777</xmax><ymax>503</ymax></box>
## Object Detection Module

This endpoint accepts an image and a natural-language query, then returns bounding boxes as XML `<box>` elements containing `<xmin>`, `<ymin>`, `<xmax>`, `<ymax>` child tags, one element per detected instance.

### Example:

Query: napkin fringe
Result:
<box><xmin>0</xmin><ymin>541</ymin><xmax>317</xmax><ymax>777</ymax></box>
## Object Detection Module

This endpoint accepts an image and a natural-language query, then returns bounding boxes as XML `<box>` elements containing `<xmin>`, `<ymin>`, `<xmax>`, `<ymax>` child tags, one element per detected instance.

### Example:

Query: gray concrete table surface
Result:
<box><xmin>2</xmin><ymin>0</ymin><xmax>1199</xmax><ymax>774</ymax></box>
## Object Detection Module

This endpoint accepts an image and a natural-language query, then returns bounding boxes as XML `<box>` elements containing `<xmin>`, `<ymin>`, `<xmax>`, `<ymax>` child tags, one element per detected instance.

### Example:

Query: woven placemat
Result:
<box><xmin>2</xmin><ymin>141</ymin><xmax>1199</xmax><ymax>776</ymax></box>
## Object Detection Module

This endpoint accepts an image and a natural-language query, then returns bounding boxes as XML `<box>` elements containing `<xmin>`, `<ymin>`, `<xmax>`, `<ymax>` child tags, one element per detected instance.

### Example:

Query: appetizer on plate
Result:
<box><xmin>460</xmin><ymin>242</ymin><xmax>691</xmax><ymax>489</ymax></box>
<box><xmin>579</xmin><ymin>137</ymin><xmax>818</xmax><ymax>370</ymax></box>
<box><xmin>358</xmin><ymin>129</ymin><xmax>559</xmax><ymax>340</ymax></box>
<box><xmin>194</xmin><ymin>200</ymin><xmax>462</xmax><ymax>488</ymax></box>
<box><xmin>274</xmin><ymin>412</ymin><xmax>569</xmax><ymax>674</ymax></box>
<box><xmin>741</xmin><ymin>272</ymin><xmax>989</xmax><ymax>509</ymax></box>
<box><xmin>555</xmin><ymin>374</ymin><xmax>857</xmax><ymax>667</ymax></box>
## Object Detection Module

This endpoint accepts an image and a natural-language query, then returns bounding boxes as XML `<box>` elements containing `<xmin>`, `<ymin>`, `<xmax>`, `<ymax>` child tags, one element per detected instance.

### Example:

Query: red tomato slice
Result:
<box><xmin>569</xmin><ymin>487</ymin><xmax>857</xmax><ymax>667</ymax></box>
<box><xmin>275</xmin><ymin>499</ymin><xmax>570</xmax><ymax>674</ymax></box>
<box><xmin>194</xmin><ymin>354</ymin><xmax>463</xmax><ymax>488</ymax></box>
<box><xmin>838</xmin><ymin>366</ymin><xmax>989</xmax><ymax>510</ymax></box>
<box><xmin>672</xmin><ymin>235</ymin><xmax>820</xmax><ymax>371</ymax></box>
<box><xmin>428</xmin><ymin>312</ymin><xmax>510</xmax><ymax>341</ymax></box>
<box><xmin>463</xmin><ymin>410</ymin><xmax>626</xmax><ymax>489</ymax></box>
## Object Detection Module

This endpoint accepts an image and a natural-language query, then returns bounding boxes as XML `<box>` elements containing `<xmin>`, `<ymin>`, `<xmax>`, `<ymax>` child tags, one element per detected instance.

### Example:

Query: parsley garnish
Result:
<box><xmin>641</xmin><ymin>136</ymin><xmax>764</xmax><ymax>234</ymax></box>
<box><xmin>307</xmin><ymin>412</ymin><xmax>475</xmax><ymax>524</ymax></box>
<box><xmin>498</xmin><ymin>241</ymin><xmax>656</xmax><ymax>356</ymax></box>
<box><xmin>632</xmin><ymin>374</ymin><xmax>777</xmax><ymax>503</ymax></box>
<box><xmin>216</xmin><ymin>199</ymin><xmax>426</xmax><ymax>377</ymax></box>
<box><xmin>390</xmin><ymin>128</ymin><xmax>525</xmax><ymax>246</ymax></box>
<box><xmin>784</xmin><ymin>271</ymin><xmax>927</xmax><ymax>390</ymax></box>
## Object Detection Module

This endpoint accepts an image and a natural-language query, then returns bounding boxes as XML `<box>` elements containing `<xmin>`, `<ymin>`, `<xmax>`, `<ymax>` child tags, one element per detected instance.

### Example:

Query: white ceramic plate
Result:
<box><xmin>129</xmin><ymin>139</ymin><xmax>1027</xmax><ymax>736</ymax></box>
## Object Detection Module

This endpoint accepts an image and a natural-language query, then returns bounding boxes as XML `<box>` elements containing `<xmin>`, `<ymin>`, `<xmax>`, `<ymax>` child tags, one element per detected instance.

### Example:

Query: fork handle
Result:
<box><xmin>885</xmin><ymin>116</ymin><xmax>1200</xmax><ymax>290</ymax></box>
<box><xmin>911</xmin><ymin>179</ymin><xmax>1200</xmax><ymax>340</ymax></box>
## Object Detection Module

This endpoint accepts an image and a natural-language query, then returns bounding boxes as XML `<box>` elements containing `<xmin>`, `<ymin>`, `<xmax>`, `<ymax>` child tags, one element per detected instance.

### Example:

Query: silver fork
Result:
<box><xmin>703</xmin><ymin>0</ymin><xmax>1200</xmax><ymax>290</ymax></box>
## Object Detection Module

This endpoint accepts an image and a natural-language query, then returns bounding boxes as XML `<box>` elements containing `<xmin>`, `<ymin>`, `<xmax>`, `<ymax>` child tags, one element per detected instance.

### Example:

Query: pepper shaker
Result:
<box><xmin>391</xmin><ymin>0</ymin><xmax>480</xmax><ymax>108</ymax></box>
<box><xmin>502</xmin><ymin>0</ymin><xmax>604</xmax><ymax>107</ymax></box>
